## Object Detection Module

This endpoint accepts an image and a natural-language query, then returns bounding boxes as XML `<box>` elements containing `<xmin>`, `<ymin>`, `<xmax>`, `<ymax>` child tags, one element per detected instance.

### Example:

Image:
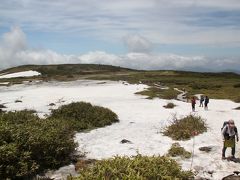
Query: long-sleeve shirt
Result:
<box><xmin>222</xmin><ymin>125</ymin><xmax>239</xmax><ymax>140</ymax></box>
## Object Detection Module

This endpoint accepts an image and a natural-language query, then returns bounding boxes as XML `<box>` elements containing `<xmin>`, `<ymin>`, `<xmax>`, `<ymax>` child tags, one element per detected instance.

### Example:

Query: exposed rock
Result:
<box><xmin>15</xmin><ymin>100</ymin><xmax>22</xmax><ymax>103</ymax></box>
<box><xmin>0</xmin><ymin>104</ymin><xmax>6</xmax><ymax>108</ymax></box>
<box><xmin>48</xmin><ymin>103</ymin><xmax>56</xmax><ymax>106</ymax></box>
<box><xmin>199</xmin><ymin>146</ymin><xmax>212</xmax><ymax>152</ymax></box>
<box><xmin>120</xmin><ymin>139</ymin><xmax>132</xmax><ymax>144</ymax></box>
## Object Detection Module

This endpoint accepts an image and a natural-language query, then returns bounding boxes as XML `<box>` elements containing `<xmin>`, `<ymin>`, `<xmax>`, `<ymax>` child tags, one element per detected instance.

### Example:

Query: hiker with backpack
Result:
<box><xmin>222</xmin><ymin>120</ymin><xmax>239</xmax><ymax>159</ymax></box>
<box><xmin>204</xmin><ymin>96</ymin><xmax>209</xmax><ymax>110</ymax></box>
<box><xmin>191</xmin><ymin>96</ymin><xmax>196</xmax><ymax>112</ymax></box>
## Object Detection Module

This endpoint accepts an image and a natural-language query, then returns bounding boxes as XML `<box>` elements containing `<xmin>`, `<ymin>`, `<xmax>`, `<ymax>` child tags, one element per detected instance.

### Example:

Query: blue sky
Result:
<box><xmin>0</xmin><ymin>0</ymin><xmax>240</xmax><ymax>71</ymax></box>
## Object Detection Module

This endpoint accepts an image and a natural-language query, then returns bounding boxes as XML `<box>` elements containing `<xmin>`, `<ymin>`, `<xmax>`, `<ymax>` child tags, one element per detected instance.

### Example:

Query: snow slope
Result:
<box><xmin>0</xmin><ymin>70</ymin><xmax>41</xmax><ymax>79</ymax></box>
<box><xmin>0</xmin><ymin>80</ymin><xmax>240</xmax><ymax>179</ymax></box>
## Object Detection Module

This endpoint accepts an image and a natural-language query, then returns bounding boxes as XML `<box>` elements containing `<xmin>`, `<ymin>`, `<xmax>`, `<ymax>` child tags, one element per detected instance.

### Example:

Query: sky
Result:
<box><xmin>0</xmin><ymin>0</ymin><xmax>240</xmax><ymax>72</ymax></box>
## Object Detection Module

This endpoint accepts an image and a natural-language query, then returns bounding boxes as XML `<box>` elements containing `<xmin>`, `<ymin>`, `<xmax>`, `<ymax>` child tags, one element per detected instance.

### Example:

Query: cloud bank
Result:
<box><xmin>0</xmin><ymin>27</ymin><xmax>239</xmax><ymax>72</ymax></box>
<box><xmin>1</xmin><ymin>0</ymin><xmax>240</xmax><ymax>46</ymax></box>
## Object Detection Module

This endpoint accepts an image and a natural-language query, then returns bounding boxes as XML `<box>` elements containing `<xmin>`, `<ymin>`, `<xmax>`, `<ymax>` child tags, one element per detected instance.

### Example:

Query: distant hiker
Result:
<box><xmin>222</xmin><ymin>120</ymin><xmax>239</xmax><ymax>159</ymax></box>
<box><xmin>199</xmin><ymin>95</ymin><xmax>204</xmax><ymax>107</ymax></box>
<box><xmin>204</xmin><ymin>96</ymin><xmax>209</xmax><ymax>110</ymax></box>
<box><xmin>191</xmin><ymin>97</ymin><xmax>196</xmax><ymax>112</ymax></box>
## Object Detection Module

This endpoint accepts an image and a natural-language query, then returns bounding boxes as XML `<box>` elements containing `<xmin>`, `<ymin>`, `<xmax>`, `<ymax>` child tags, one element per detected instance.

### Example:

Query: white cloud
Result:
<box><xmin>0</xmin><ymin>27</ymin><xmax>239</xmax><ymax>72</ymax></box>
<box><xmin>124</xmin><ymin>34</ymin><xmax>152</xmax><ymax>53</ymax></box>
<box><xmin>1</xmin><ymin>0</ymin><xmax>240</xmax><ymax>45</ymax></box>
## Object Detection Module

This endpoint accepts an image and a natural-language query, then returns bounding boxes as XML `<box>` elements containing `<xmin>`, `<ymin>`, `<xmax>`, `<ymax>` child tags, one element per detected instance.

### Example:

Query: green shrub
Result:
<box><xmin>48</xmin><ymin>102</ymin><xmax>119</xmax><ymax>131</ymax></box>
<box><xmin>162</xmin><ymin>115</ymin><xmax>207</xmax><ymax>140</ymax></box>
<box><xmin>163</xmin><ymin>102</ymin><xmax>176</xmax><ymax>109</ymax></box>
<box><xmin>0</xmin><ymin>110</ymin><xmax>76</xmax><ymax>179</ymax></box>
<box><xmin>0</xmin><ymin>104</ymin><xmax>6</xmax><ymax>108</ymax></box>
<box><xmin>234</xmin><ymin>97</ymin><xmax>240</xmax><ymax>103</ymax></box>
<box><xmin>190</xmin><ymin>83</ymin><xmax>222</xmax><ymax>90</ymax></box>
<box><xmin>0</xmin><ymin>102</ymin><xmax>118</xmax><ymax>179</ymax></box>
<box><xmin>167</xmin><ymin>143</ymin><xmax>191</xmax><ymax>159</ymax></box>
<box><xmin>136</xmin><ymin>87</ymin><xmax>179</xmax><ymax>100</ymax></box>
<box><xmin>72</xmin><ymin>154</ymin><xmax>193</xmax><ymax>179</ymax></box>
<box><xmin>233</xmin><ymin>83</ymin><xmax>240</xmax><ymax>88</ymax></box>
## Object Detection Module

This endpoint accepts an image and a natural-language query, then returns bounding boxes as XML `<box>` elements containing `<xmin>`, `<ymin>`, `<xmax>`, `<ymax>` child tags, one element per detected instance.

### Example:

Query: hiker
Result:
<box><xmin>204</xmin><ymin>96</ymin><xmax>209</xmax><ymax>110</ymax></box>
<box><xmin>199</xmin><ymin>95</ymin><xmax>204</xmax><ymax>107</ymax></box>
<box><xmin>191</xmin><ymin>96</ymin><xmax>196</xmax><ymax>112</ymax></box>
<box><xmin>222</xmin><ymin>120</ymin><xmax>239</xmax><ymax>159</ymax></box>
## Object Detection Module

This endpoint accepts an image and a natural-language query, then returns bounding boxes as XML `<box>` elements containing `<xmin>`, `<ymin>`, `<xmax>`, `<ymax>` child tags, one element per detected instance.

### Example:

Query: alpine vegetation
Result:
<box><xmin>163</xmin><ymin>114</ymin><xmax>207</xmax><ymax>140</ymax></box>
<box><xmin>163</xmin><ymin>102</ymin><xmax>176</xmax><ymax>109</ymax></box>
<box><xmin>72</xmin><ymin>154</ymin><xmax>193</xmax><ymax>179</ymax></box>
<box><xmin>167</xmin><ymin>143</ymin><xmax>191</xmax><ymax>159</ymax></box>
<box><xmin>0</xmin><ymin>102</ymin><xmax>118</xmax><ymax>179</ymax></box>
<box><xmin>48</xmin><ymin>102</ymin><xmax>119</xmax><ymax>131</ymax></box>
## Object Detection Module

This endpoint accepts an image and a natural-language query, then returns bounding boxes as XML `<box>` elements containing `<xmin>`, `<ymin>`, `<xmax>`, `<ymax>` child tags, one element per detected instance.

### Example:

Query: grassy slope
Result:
<box><xmin>0</xmin><ymin>64</ymin><xmax>135</xmax><ymax>85</ymax></box>
<box><xmin>0</xmin><ymin>64</ymin><xmax>240</xmax><ymax>102</ymax></box>
<box><xmin>89</xmin><ymin>70</ymin><xmax>240</xmax><ymax>102</ymax></box>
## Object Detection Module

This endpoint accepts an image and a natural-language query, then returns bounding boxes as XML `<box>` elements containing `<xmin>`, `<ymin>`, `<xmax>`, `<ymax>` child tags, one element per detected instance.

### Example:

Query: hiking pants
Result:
<box><xmin>222</xmin><ymin>146</ymin><xmax>235</xmax><ymax>157</ymax></box>
<box><xmin>192</xmin><ymin>104</ymin><xmax>195</xmax><ymax>111</ymax></box>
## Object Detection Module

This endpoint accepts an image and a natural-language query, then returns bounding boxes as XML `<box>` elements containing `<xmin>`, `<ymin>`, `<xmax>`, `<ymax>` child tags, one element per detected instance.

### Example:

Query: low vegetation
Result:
<box><xmin>0</xmin><ymin>110</ymin><xmax>76</xmax><ymax>179</ymax></box>
<box><xmin>0</xmin><ymin>102</ymin><xmax>118</xmax><ymax>179</ymax></box>
<box><xmin>0</xmin><ymin>64</ymin><xmax>134</xmax><ymax>84</ymax></box>
<box><xmin>48</xmin><ymin>102</ymin><xmax>119</xmax><ymax>131</ymax></box>
<box><xmin>0</xmin><ymin>104</ymin><xmax>6</xmax><ymax>108</ymax></box>
<box><xmin>233</xmin><ymin>83</ymin><xmax>240</xmax><ymax>88</ymax></box>
<box><xmin>162</xmin><ymin>114</ymin><xmax>207</xmax><ymax>140</ymax></box>
<box><xmin>1</xmin><ymin>64</ymin><xmax>239</xmax><ymax>102</ymax></box>
<box><xmin>72</xmin><ymin>154</ymin><xmax>193</xmax><ymax>179</ymax></box>
<box><xmin>163</xmin><ymin>102</ymin><xmax>176</xmax><ymax>109</ymax></box>
<box><xmin>167</xmin><ymin>143</ymin><xmax>191</xmax><ymax>159</ymax></box>
<box><xmin>89</xmin><ymin>70</ymin><xmax>240</xmax><ymax>102</ymax></box>
<box><xmin>136</xmin><ymin>87</ymin><xmax>180</xmax><ymax>99</ymax></box>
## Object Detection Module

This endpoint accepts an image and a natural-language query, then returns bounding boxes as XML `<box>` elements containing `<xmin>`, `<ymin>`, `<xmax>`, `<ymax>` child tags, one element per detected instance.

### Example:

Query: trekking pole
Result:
<box><xmin>190</xmin><ymin>131</ymin><xmax>198</xmax><ymax>170</ymax></box>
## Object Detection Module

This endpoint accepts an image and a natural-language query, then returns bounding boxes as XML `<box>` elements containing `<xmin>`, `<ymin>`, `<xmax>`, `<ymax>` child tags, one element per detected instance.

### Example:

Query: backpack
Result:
<box><xmin>221</xmin><ymin>121</ymin><xmax>238</xmax><ymax>138</ymax></box>
<box><xmin>221</xmin><ymin>121</ymin><xmax>229</xmax><ymax>131</ymax></box>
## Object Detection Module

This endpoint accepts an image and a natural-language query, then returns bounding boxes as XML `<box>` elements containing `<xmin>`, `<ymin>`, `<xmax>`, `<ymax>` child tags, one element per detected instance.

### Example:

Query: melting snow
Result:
<box><xmin>0</xmin><ymin>80</ymin><xmax>240</xmax><ymax>179</ymax></box>
<box><xmin>0</xmin><ymin>70</ymin><xmax>41</xmax><ymax>79</ymax></box>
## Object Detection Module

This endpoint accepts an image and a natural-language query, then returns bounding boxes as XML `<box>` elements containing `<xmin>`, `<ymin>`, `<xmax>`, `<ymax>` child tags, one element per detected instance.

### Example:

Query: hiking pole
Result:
<box><xmin>190</xmin><ymin>131</ymin><xmax>198</xmax><ymax>170</ymax></box>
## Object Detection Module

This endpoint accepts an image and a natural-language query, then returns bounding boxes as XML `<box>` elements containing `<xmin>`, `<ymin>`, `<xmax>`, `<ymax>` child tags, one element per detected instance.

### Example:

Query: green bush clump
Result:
<box><xmin>48</xmin><ymin>102</ymin><xmax>119</xmax><ymax>131</ymax></box>
<box><xmin>233</xmin><ymin>83</ymin><xmax>240</xmax><ymax>88</ymax></box>
<box><xmin>0</xmin><ymin>102</ymin><xmax>119</xmax><ymax>179</ymax></box>
<box><xmin>163</xmin><ymin>102</ymin><xmax>176</xmax><ymax>109</ymax></box>
<box><xmin>167</xmin><ymin>143</ymin><xmax>191</xmax><ymax>159</ymax></box>
<box><xmin>190</xmin><ymin>83</ymin><xmax>222</xmax><ymax>90</ymax></box>
<box><xmin>0</xmin><ymin>110</ymin><xmax>76</xmax><ymax>179</ymax></box>
<box><xmin>72</xmin><ymin>154</ymin><xmax>193</xmax><ymax>179</ymax></box>
<box><xmin>136</xmin><ymin>87</ymin><xmax>179</xmax><ymax>100</ymax></box>
<box><xmin>0</xmin><ymin>104</ymin><xmax>6</xmax><ymax>108</ymax></box>
<box><xmin>163</xmin><ymin>115</ymin><xmax>207</xmax><ymax>140</ymax></box>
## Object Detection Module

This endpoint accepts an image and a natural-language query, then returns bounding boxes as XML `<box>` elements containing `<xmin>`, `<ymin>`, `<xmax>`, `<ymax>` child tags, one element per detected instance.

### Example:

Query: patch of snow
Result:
<box><xmin>45</xmin><ymin>164</ymin><xmax>77</xmax><ymax>180</ymax></box>
<box><xmin>0</xmin><ymin>80</ymin><xmax>239</xmax><ymax>179</ymax></box>
<box><xmin>0</xmin><ymin>82</ymin><xmax>9</xmax><ymax>85</ymax></box>
<box><xmin>0</xmin><ymin>70</ymin><xmax>41</xmax><ymax>79</ymax></box>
